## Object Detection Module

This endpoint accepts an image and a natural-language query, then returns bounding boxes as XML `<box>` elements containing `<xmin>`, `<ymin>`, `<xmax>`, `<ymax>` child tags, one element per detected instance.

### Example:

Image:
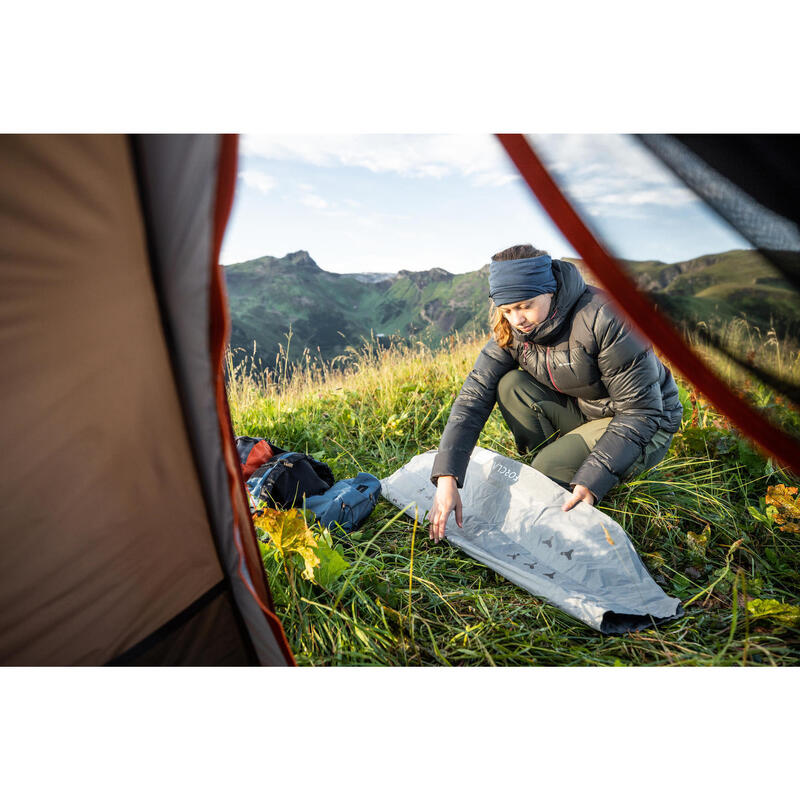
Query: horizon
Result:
<box><xmin>220</xmin><ymin>134</ymin><xmax>751</xmax><ymax>274</ymax></box>
<box><xmin>223</xmin><ymin>244</ymin><xmax>756</xmax><ymax>276</ymax></box>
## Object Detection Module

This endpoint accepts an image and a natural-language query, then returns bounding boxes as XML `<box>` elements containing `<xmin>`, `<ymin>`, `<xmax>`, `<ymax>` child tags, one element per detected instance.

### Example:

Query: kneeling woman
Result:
<box><xmin>429</xmin><ymin>244</ymin><xmax>683</xmax><ymax>541</ymax></box>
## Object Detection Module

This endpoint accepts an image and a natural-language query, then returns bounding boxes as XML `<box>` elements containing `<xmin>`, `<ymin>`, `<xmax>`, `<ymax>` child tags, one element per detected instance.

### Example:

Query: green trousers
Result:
<box><xmin>495</xmin><ymin>370</ymin><xmax>673</xmax><ymax>491</ymax></box>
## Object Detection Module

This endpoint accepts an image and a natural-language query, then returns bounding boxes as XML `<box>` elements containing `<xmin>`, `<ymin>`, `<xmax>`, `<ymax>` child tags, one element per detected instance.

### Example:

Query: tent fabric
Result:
<box><xmin>0</xmin><ymin>134</ymin><xmax>293</xmax><ymax>665</ymax></box>
<box><xmin>131</xmin><ymin>134</ymin><xmax>292</xmax><ymax>666</ymax></box>
<box><xmin>108</xmin><ymin>581</ymin><xmax>257</xmax><ymax>666</ymax></box>
<box><xmin>0</xmin><ymin>134</ymin><xmax>225</xmax><ymax>664</ymax></box>
<box><xmin>635</xmin><ymin>135</ymin><xmax>800</xmax><ymax>404</ymax></box>
<box><xmin>205</xmin><ymin>135</ymin><xmax>296</xmax><ymax>665</ymax></box>
<box><xmin>496</xmin><ymin>133</ymin><xmax>800</xmax><ymax>478</ymax></box>
<box><xmin>382</xmin><ymin>448</ymin><xmax>683</xmax><ymax>633</ymax></box>
<box><xmin>639</xmin><ymin>135</ymin><xmax>800</xmax><ymax>269</ymax></box>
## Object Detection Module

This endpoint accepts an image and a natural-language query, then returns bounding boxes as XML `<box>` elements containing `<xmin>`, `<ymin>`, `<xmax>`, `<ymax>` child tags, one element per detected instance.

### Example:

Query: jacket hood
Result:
<box><xmin>511</xmin><ymin>259</ymin><xmax>587</xmax><ymax>346</ymax></box>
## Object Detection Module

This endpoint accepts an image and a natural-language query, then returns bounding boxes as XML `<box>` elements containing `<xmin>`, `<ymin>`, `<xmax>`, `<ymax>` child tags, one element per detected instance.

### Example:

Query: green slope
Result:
<box><xmin>226</xmin><ymin>248</ymin><xmax>799</xmax><ymax>369</ymax></box>
<box><xmin>225</xmin><ymin>251</ymin><xmax>491</xmax><ymax>368</ymax></box>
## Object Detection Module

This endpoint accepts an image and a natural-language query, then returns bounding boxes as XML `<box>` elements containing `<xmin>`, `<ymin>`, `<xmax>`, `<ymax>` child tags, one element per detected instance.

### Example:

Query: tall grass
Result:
<box><xmin>227</xmin><ymin>330</ymin><xmax>800</xmax><ymax>666</ymax></box>
<box><xmin>682</xmin><ymin>315</ymin><xmax>800</xmax><ymax>431</ymax></box>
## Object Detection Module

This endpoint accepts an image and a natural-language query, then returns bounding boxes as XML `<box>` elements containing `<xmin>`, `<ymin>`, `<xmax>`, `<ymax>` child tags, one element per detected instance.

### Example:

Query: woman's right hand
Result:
<box><xmin>429</xmin><ymin>475</ymin><xmax>463</xmax><ymax>542</ymax></box>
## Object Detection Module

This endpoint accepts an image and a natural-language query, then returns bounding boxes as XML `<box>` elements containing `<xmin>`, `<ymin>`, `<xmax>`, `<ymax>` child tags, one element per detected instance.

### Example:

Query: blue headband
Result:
<box><xmin>488</xmin><ymin>255</ymin><xmax>557</xmax><ymax>306</ymax></box>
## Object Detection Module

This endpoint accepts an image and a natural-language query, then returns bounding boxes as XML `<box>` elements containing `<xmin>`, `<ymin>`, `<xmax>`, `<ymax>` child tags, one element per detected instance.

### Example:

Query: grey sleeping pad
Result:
<box><xmin>381</xmin><ymin>447</ymin><xmax>683</xmax><ymax>634</ymax></box>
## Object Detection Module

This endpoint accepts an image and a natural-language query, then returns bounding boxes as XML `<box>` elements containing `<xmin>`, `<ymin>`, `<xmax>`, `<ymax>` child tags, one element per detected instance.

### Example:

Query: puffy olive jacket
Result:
<box><xmin>430</xmin><ymin>259</ymin><xmax>683</xmax><ymax>501</ymax></box>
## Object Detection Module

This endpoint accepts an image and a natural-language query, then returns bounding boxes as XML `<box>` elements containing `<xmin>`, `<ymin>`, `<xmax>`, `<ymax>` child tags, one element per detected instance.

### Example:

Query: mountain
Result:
<box><xmin>554</xmin><ymin>250</ymin><xmax>798</xmax><ymax>341</ymax></box>
<box><xmin>224</xmin><ymin>248</ymin><xmax>798</xmax><ymax>369</ymax></box>
<box><xmin>224</xmin><ymin>250</ymin><xmax>490</xmax><ymax>367</ymax></box>
<box><xmin>621</xmin><ymin>250</ymin><xmax>799</xmax><ymax>341</ymax></box>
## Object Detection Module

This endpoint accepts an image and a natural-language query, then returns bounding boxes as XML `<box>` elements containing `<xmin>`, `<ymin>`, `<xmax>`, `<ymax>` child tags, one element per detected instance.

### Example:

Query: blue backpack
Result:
<box><xmin>304</xmin><ymin>473</ymin><xmax>382</xmax><ymax>534</ymax></box>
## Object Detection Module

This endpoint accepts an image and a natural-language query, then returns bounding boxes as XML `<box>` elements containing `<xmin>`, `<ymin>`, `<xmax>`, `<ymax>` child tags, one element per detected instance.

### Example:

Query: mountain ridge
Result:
<box><xmin>224</xmin><ymin>248</ymin><xmax>798</xmax><ymax>369</ymax></box>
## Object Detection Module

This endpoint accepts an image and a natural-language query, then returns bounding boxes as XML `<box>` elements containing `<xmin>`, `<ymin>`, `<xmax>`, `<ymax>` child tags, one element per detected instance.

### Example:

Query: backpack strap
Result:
<box><xmin>256</xmin><ymin>452</ymin><xmax>304</xmax><ymax>500</ymax></box>
<box><xmin>247</xmin><ymin>451</ymin><xmax>334</xmax><ymax>509</ymax></box>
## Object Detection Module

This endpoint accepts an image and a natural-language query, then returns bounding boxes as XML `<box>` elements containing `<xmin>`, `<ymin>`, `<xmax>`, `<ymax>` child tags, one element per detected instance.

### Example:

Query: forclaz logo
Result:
<box><xmin>494</xmin><ymin>463</ymin><xmax>518</xmax><ymax>480</ymax></box>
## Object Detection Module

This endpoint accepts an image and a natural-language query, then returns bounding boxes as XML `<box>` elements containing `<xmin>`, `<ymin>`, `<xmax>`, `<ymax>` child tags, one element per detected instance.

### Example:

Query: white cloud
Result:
<box><xmin>472</xmin><ymin>172</ymin><xmax>520</xmax><ymax>188</ymax></box>
<box><xmin>238</xmin><ymin>169</ymin><xmax>276</xmax><ymax>194</ymax></box>
<box><xmin>530</xmin><ymin>134</ymin><xmax>699</xmax><ymax>216</ymax></box>
<box><xmin>301</xmin><ymin>194</ymin><xmax>328</xmax><ymax>210</ymax></box>
<box><xmin>241</xmin><ymin>134</ymin><xmax>519</xmax><ymax>188</ymax></box>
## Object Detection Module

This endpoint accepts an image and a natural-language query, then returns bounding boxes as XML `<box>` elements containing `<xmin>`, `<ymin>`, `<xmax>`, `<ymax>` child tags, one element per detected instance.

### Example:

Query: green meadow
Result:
<box><xmin>227</xmin><ymin>325</ymin><xmax>800</xmax><ymax>666</ymax></box>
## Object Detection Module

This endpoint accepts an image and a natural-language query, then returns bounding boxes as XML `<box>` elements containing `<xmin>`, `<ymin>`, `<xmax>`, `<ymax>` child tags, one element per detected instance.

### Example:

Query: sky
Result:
<box><xmin>221</xmin><ymin>134</ymin><xmax>750</xmax><ymax>274</ymax></box>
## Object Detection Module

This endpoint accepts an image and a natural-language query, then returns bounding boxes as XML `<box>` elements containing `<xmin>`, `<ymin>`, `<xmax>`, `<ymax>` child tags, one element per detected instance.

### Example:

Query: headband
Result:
<box><xmin>488</xmin><ymin>255</ymin><xmax>557</xmax><ymax>306</ymax></box>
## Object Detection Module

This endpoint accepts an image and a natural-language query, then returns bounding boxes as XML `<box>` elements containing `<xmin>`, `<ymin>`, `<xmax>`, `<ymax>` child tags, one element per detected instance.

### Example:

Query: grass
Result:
<box><xmin>227</xmin><ymin>328</ymin><xmax>800</xmax><ymax>666</ymax></box>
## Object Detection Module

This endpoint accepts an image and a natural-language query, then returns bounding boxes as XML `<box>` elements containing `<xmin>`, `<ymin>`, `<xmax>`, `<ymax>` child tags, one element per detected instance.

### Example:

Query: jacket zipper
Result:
<box><xmin>545</xmin><ymin>346</ymin><xmax>562</xmax><ymax>392</ymax></box>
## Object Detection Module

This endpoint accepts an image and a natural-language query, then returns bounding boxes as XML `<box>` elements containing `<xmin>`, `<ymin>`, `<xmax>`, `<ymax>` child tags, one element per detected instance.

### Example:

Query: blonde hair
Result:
<box><xmin>490</xmin><ymin>301</ymin><xmax>513</xmax><ymax>348</ymax></box>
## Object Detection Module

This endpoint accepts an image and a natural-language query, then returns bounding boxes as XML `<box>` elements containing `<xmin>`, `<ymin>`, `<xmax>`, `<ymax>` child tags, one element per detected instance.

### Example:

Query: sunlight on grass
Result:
<box><xmin>228</xmin><ymin>330</ymin><xmax>800</xmax><ymax>666</ymax></box>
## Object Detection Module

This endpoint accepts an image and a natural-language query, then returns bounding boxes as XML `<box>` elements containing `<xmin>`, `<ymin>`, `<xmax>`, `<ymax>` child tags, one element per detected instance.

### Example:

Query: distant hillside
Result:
<box><xmin>623</xmin><ymin>249</ymin><xmax>799</xmax><ymax>341</ymax></box>
<box><xmin>225</xmin><ymin>248</ymin><xmax>798</xmax><ymax>369</ymax></box>
<box><xmin>564</xmin><ymin>250</ymin><xmax>799</xmax><ymax>341</ymax></box>
<box><xmin>225</xmin><ymin>250</ymin><xmax>490</xmax><ymax>367</ymax></box>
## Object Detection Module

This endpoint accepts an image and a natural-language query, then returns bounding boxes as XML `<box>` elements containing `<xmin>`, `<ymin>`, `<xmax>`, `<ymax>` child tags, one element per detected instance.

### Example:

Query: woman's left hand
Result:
<box><xmin>562</xmin><ymin>484</ymin><xmax>596</xmax><ymax>512</ymax></box>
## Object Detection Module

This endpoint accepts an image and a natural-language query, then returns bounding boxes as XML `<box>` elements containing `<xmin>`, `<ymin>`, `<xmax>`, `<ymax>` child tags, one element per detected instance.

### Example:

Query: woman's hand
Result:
<box><xmin>429</xmin><ymin>475</ymin><xmax>463</xmax><ymax>542</ymax></box>
<box><xmin>562</xmin><ymin>484</ymin><xmax>596</xmax><ymax>512</ymax></box>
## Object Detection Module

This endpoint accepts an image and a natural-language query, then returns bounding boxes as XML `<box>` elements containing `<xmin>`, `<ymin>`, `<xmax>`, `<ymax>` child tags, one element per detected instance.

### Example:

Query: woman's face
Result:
<box><xmin>499</xmin><ymin>293</ymin><xmax>554</xmax><ymax>333</ymax></box>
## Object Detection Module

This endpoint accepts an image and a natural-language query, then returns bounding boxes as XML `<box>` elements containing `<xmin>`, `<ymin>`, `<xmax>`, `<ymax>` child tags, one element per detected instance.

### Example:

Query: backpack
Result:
<box><xmin>304</xmin><ymin>473</ymin><xmax>382</xmax><ymax>534</ymax></box>
<box><xmin>235</xmin><ymin>436</ymin><xmax>380</xmax><ymax>533</ymax></box>
<box><xmin>236</xmin><ymin>436</ymin><xmax>334</xmax><ymax>509</ymax></box>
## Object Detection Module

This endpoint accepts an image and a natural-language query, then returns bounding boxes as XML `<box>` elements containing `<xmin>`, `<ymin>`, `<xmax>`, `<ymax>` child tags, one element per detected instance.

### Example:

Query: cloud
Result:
<box><xmin>530</xmin><ymin>134</ymin><xmax>698</xmax><ymax>216</ymax></box>
<box><xmin>300</xmin><ymin>193</ymin><xmax>328</xmax><ymax>210</ymax></box>
<box><xmin>238</xmin><ymin>169</ymin><xmax>276</xmax><ymax>194</ymax></box>
<box><xmin>241</xmin><ymin>134</ymin><xmax>519</xmax><ymax>188</ymax></box>
<box><xmin>239</xmin><ymin>134</ymin><xmax>697</xmax><ymax>215</ymax></box>
<box><xmin>472</xmin><ymin>172</ymin><xmax>520</xmax><ymax>188</ymax></box>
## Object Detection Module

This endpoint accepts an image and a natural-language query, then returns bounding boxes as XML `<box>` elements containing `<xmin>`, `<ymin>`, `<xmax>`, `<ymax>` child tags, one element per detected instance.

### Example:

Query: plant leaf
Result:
<box><xmin>747</xmin><ymin>505</ymin><xmax>768</xmax><ymax>524</ymax></box>
<box><xmin>747</xmin><ymin>598</ymin><xmax>800</xmax><ymax>627</ymax></box>
<box><xmin>687</xmin><ymin>524</ymin><xmax>709</xmax><ymax>557</ymax></box>
<box><xmin>314</xmin><ymin>536</ymin><xmax>350</xmax><ymax>588</ymax></box>
<box><xmin>254</xmin><ymin>508</ymin><xmax>320</xmax><ymax>581</ymax></box>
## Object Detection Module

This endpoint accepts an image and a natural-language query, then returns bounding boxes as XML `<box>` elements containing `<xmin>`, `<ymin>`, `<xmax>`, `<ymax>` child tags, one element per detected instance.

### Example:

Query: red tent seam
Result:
<box><xmin>210</xmin><ymin>133</ymin><xmax>296</xmax><ymax>665</ymax></box>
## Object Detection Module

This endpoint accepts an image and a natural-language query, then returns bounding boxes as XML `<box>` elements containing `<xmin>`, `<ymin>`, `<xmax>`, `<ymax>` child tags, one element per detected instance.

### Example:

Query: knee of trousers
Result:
<box><xmin>496</xmin><ymin>369</ymin><xmax>549</xmax><ymax>411</ymax></box>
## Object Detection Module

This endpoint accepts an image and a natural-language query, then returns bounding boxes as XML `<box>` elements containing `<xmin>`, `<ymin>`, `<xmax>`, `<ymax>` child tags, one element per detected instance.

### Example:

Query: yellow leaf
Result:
<box><xmin>687</xmin><ymin>524</ymin><xmax>710</xmax><ymax>555</ymax></box>
<box><xmin>765</xmin><ymin>484</ymin><xmax>800</xmax><ymax>520</ymax></box>
<box><xmin>780</xmin><ymin>521</ymin><xmax>800</xmax><ymax>534</ymax></box>
<box><xmin>602</xmin><ymin>524</ymin><xmax>615</xmax><ymax>546</ymax></box>
<box><xmin>747</xmin><ymin>598</ymin><xmax>800</xmax><ymax>626</ymax></box>
<box><xmin>254</xmin><ymin>508</ymin><xmax>320</xmax><ymax>581</ymax></box>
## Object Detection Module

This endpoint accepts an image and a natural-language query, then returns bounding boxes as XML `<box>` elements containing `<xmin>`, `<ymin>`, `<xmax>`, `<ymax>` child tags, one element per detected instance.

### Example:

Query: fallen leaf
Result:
<box><xmin>602</xmin><ymin>524</ymin><xmax>615</xmax><ymax>546</ymax></box>
<box><xmin>765</xmin><ymin>485</ymin><xmax>800</xmax><ymax>530</ymax></box>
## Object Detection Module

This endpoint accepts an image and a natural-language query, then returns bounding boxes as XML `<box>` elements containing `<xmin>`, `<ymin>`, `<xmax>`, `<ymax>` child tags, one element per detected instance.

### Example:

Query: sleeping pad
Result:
<box><xmin>381</xmin><ymin>447</ymin><xmax>683</xmax><ymax>634</ymax></box>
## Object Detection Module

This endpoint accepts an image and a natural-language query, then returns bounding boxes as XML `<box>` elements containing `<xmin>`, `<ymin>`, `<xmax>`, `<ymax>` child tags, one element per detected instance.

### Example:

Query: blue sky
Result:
<box><xmin>221</xmin><ymin>134</ymin><xmax>750</xmax><ymax>274</ymax></box>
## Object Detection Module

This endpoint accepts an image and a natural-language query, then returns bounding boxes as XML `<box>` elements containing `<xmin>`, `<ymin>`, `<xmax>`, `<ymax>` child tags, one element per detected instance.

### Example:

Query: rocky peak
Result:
<box><xmin>281</xmin><ymin>250</ymin><xmax>322</xmax><ymax>271</ymax></box>
<box><xmin>397</xmin><ymin>267</ymin><xmax>453</xmax><ymax>289</ymax></box>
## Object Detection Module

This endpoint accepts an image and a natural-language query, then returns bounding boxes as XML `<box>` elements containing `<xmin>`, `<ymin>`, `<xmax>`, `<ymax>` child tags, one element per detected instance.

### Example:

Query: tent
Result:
<box><xmin>0</xmin><ymin>134</ymin><xmax>294</xmax><ymax>665</ymax></box>
<box><xmin>2</xmin><ymin>133</ymin><xmax>797</xmax><ymax>665</ymax></box>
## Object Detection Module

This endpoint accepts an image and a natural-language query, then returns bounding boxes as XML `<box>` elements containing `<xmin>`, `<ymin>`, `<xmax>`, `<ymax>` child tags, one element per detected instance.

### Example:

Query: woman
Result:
<box><xmin>429</xmin><ymin>244</ymin><xmax>683</xmax><ymax>542</ymax></box>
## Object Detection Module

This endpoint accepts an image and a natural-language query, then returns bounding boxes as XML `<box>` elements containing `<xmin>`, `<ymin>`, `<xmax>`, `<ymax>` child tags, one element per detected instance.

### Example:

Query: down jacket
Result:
<box><xmin>430</xmin><ymin>258</ymin><xmax>683</xmax><ymax>501</ymax></box>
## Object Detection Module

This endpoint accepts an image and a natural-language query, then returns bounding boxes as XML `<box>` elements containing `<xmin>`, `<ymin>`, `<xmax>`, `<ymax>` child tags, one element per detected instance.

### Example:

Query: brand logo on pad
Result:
<box><xmin>494</xmin><ymin>463</ymin><xmax>518</xmax><ymax>481</ymax></box>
